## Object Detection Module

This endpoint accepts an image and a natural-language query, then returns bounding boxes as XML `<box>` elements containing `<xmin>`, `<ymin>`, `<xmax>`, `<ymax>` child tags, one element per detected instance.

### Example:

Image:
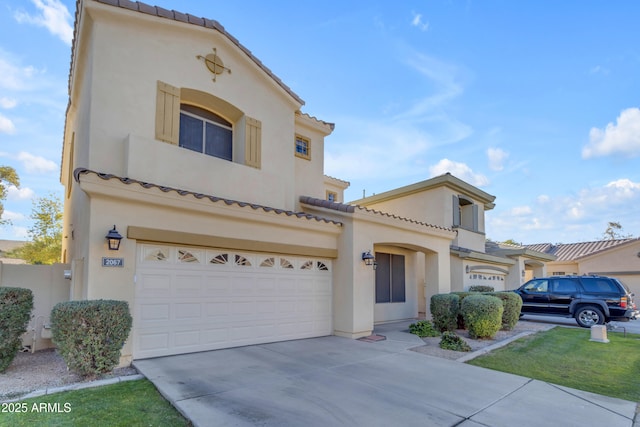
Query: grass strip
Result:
<box><xmin>467</xmin><ymin>327</ymin><xmax>640</xmax><ymax>402</ymax></box>
<box><xmin>0</xmin><ymin>379</ymin><xmax>190</xmax><ymax>427</ymax></box>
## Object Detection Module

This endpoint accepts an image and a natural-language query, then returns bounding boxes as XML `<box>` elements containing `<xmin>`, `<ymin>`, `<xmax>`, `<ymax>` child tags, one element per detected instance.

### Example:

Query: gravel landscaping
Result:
<box><xmin>410</xmin><ymin>319</ymin><xmax>556</xmax><ymax>360</ymax></box>
<box><xmin>0</xmin><ymin>349</ymin><xmax>138</xmax><ymax>401</ymax></box>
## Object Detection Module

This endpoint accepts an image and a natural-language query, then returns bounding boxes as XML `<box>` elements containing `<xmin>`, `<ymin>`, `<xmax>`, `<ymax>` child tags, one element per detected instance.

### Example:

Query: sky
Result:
<box><xmin>0</xmin><ymin>0</ymin><xmax>639</xmax><ymax>245</ymax></box>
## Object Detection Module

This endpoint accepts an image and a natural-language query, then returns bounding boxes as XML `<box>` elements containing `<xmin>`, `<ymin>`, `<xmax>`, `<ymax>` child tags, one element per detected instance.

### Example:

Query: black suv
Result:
<box><xmin>514</xmin><ymin>275</ymin><xmax>639</xmax><ymax>327</ymax></box>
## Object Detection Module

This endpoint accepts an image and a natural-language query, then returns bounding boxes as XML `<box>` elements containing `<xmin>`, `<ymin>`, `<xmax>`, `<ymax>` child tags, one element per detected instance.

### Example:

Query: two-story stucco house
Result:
<box><xmin>61</xmin><ymin>0</ymin><xmax>550</xmax><ymax>364</ymax></box>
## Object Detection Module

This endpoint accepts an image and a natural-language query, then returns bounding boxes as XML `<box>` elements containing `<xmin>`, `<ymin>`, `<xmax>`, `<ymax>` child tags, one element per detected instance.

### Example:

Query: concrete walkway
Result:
<box><xmin>134</xmin><ymin>321</ymin><xmax>637</xmax><ymax>427</ymax></box>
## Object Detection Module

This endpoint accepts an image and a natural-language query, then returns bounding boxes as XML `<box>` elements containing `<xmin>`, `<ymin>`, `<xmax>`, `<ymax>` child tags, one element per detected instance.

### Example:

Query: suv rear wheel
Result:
<box><xmin>575</xmin><ymin>306</ymin><xmax>605</xmax><ymax>328</ymax></box>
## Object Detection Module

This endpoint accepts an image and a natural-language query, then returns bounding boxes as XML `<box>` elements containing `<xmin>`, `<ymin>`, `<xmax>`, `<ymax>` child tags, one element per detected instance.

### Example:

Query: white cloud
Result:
<box><xmin>582</xmin><ymin>108</ymin><xmax>640</xmax><ymax>158</ymax></box>
<box><xmin>14</xmin><ymin>0</ymin><xmax>73</xmax><ymax>45</ymax></box>
<box><xmin>0</xmin><ymin>51</ymin><xmax>46</xmax><ymax>91</ymax></box>
<box><xmin>487</xmin><ymin>147</ymin><xmax>508</xmax><ymax>171</ymax></box>
<box><xmin>0</xmin><ymin>97</ymin><xmax>17</xmax><ymax>109</ymax></box>
<box><xmin>17</xmin><ymin>151</ymin><xmax>57</xmax><ymax>173</ymax></box>
<box><xmin>510</xmin><ymin>206</ymin><xmax>532</xmax><ymax>216</ymax></box>
<box><xmin>411</xmin><ymin>12</ymin><xmax>429</xmax><ymax>31</ymax></box>
<box><xmin>487</xmin><ymin>178</ymin><xmax>640</xmax><ymax>243</ymax></box>
<box><xmin>7</xmin><ymin>185</ymin><xmax>35</xmax><ymax>200</ymax></box>
<box><xmin>0</xmin><ymin>113</ymin><xmax>16</xmax><ymax>134</ymax></box>
<box><xmin>429</xmin><ymin>159</ymin><xmax>489</xmax><ymax>187</ymax></box>
<box><xmin>1</xmin><ymin>210</ymin><xmax>25</xmax><ymax>222</ymax></box>
<box><xmin>11</xmin><ymin>226</ymin><xmax>29</xmax><ymax>240</ymax></box>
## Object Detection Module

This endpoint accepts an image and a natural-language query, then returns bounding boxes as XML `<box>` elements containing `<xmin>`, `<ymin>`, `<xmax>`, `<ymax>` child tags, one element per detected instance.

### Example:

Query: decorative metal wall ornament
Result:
<box><xmin>196</xmin><ymin>48</ymin><xmax>231</xmax><ymax>82</ymax></box>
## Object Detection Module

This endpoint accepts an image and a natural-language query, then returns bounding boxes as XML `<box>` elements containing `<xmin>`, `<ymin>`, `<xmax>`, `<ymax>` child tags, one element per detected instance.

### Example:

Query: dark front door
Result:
<box><xmin>375</xmin><ymin>253</ymin><xmax>405</xmax><ymax>303</ymax></box>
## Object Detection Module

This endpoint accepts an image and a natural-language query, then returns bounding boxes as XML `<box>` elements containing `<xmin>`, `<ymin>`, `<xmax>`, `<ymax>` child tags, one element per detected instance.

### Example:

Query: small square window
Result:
<box><xmin>326</xmin><ymin>191</ymin><xmax>338</xmax><ymax>202</ymax></box>
<box><xmin>295</xmin><ymin>135</ymin><xmax>311</xmax><ymax>160</ymax></box>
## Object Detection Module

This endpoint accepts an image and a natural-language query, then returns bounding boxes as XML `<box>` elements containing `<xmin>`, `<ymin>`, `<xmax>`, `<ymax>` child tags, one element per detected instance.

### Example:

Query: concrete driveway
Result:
<box><xmin>134</xmin><ymin>321</ymin><xmax>637</xmax><ymax>427</ymax></box>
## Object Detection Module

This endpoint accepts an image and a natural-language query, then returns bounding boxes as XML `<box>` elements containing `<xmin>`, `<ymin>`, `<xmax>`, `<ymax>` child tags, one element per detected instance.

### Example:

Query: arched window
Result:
<box><xmin>179</xmin><ymin>104</ymin><xmax>232</xmax><ymax>161</ymax></box>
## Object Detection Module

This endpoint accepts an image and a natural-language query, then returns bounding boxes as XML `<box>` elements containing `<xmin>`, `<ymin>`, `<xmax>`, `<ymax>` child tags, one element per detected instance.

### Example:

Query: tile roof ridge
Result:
<box><xmin>74</xmin><ymin>168</ymin><xmax>342</xmax><ymax>226</ymax></box>
<box><xmin>299</xmin><ymin>195</ymin><xmax>453</xmax><ymax>232</ymax></box>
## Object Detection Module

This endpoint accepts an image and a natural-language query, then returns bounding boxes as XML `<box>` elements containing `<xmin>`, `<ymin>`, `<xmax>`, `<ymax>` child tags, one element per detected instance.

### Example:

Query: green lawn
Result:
<box><xmin>0</xmin><ymin>379</ymin><xmax>190</xmax><ymax>427</ymax></box>
<box><xmin>467</xmin><ymin>327</ymin><xmax>640</xmax><ymax>402</ymax></box>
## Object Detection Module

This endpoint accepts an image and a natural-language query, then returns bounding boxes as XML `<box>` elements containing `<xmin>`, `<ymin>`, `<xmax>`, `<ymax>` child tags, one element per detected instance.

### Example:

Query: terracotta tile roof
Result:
<box><xmin>74</xmin><ymin>168</ymin><xmax>343</xmax><ymax>226</ymax></box>
<box><xmin>524</xmin><ymin>239</ymin><xmax>636</xmax><ymax>261</ymax></box>
<box><xmin>300</xmin><ymin>196</ymin><xmax>454</xmax><ymax>233</ymax></box>
<box><xmin>70</xmin><ymin>0</ymin><xmax>304</xmax><ymax>105</ymax></box>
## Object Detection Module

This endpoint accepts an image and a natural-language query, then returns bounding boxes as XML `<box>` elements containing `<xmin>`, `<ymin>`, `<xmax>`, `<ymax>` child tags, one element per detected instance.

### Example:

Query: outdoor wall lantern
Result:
<box><xmin>106</xmin><ymin>225</ymin><xmax>123</xmax><ymax>250</ymax></box>
<box><xmin>362</xmin><ymin>251</ymin><xmax>376</xmax><ymax>268</ymax></box>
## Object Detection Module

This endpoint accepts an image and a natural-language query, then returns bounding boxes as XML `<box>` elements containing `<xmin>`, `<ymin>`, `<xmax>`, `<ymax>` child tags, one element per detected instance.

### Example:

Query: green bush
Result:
<box><xmin>51</xmin><ymin>300</ymin><xmax>132</xmax><ymax>377</ymax></box>
<box><xmin>460</xmin><ymin>294</ymin><xmax>504</xmax><ymax>339</ymax></box>
<box><xmin>451</xmin><ymin>292</ymin><xmax>473</xmax><ymax>329</ymax></box>
<box><xmin>439</xmin><ymin>331</ymin><xmax>471</xmax><ymax>352</ymax></box>
<box><xmin>0</xmin><ymin>287</ymin><xmax>34</xmax><ymax>372</ymax></box>
<box><xmin>469</xmin><ymin>285</ymin><xmax>494</xmax><ymax>292</ymax></box>
<box><xmin>488</xmin><ymin>291</ymin><xmax>523</xmax><ymax>330</ymax></box>
<box><xmin>409</xmin><ymin>320</ymin><xmax>440</xmax><ymax>337</ymax></box>
<box><xmin>430</xmin><ymin>294</ymin><xmax>459</xmax><ymax>332</ymax></box>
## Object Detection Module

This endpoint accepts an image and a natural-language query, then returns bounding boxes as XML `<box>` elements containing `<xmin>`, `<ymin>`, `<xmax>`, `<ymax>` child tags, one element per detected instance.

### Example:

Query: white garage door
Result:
<box><xmin>133</xmin><ymin>243</ymin><xmax>332</xmax><ymax>359</ymax></box>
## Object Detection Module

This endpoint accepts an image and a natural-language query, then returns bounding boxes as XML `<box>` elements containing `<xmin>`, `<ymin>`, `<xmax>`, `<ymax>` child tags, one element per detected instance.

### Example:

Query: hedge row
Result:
<box><xmin>51</xmin><ymin>300</ymin><xmax>132</xmax><ymax>377</ymax></box>
<box><xmin>430</xmin><ymin>291</ymin><xmax>522</xmax><ymax>338</ymax></box>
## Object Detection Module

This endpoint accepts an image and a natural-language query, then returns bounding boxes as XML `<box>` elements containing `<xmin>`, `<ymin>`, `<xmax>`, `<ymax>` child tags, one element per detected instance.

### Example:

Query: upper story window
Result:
<box><xmin>155</xmin><ymin>82</ymin><xmax>261</xmax><ymax>168</ymax></box>
<box><xmin>180</xmin><ymin>104</ymin><xmax>232</xmax><ymax>161</ymax></box>
<box><xmin>295</xmin><ymin>135</ymin><xmax>311</xmax><ymax>160</ymax></box>
<box><xmin>326</xmin><ymin>191</ymin><xmax>337</xmax><ymax>202</ymax></box>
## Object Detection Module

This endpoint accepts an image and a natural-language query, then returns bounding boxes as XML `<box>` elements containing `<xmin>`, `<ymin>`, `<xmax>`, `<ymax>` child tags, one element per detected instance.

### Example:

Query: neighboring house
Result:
<box><xmin>61</xmin><ymin>0</ymin><xmax>550</xmax><ymax>364</ymax></box>
<box><xmin>0</xmin><ymin>240</ymin><xmax>28</xmax><ymax>265</ymax></box>
<box><xmin>525</xmin><ymin>239</ymin><xmax>640</xmax><ymax>296</ymax></box>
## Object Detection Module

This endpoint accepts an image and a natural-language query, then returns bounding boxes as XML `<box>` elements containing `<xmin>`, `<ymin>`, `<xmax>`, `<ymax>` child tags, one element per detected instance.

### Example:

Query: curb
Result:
<box><xmin>2</xmin><ymin>374</ymin><xmax>145</xmax><ymax>403</ymax></box>
<box><xmin>455</xmin><ymin>331</ymin><xmax>538</xmax><ymax>363</ymax></box>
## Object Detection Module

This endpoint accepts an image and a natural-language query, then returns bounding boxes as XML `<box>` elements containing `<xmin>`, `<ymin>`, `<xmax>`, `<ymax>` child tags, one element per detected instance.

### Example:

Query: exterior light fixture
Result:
<box><xmin>106</xmin><ymin>225</ymin><xmax>123</xmax><ymax>250</ymax></box>
<box><xmin>362</xmin><ymin>251</ymin><xmax>376</xmax><ymax>267</ymax></box>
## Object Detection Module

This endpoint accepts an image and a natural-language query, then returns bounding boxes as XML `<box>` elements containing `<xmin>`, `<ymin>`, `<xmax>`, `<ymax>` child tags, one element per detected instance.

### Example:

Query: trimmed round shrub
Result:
<box><xmin>488</xmin><ymin>291</ymin><xmax>523</xmax><ymax>330</ymax></box>
<box><xmin>51</xmin><ymin>300</ymin><xmax>132</xmax><ymax>377</ymax></box>
<box><xmin>469</xmin><ymin>285</ymin><xmax>494</xmax><ymax>292</ymax></box>
<box><xmin>439</xmin><ymin>331</ymin><xmax>471</xmax><ymax>352</ymax></box>
<box><xmin>460</xmin><ymin>294</ymin><xmax>503</xmax><ymax>339</ymax></box>
<box><xmin>409</xmin><ymin>320</ymin><xmax>440</xmax><ymax>337</ymax></box>
<box><xmin>430</xmin><ymin>293</ymin><xmax>459</xmax><ymax>332</ymax></box>
<box><xmin>0</xmin><ymin>287</ymin><xmax>34</xmax><ymax>372</ymax></box>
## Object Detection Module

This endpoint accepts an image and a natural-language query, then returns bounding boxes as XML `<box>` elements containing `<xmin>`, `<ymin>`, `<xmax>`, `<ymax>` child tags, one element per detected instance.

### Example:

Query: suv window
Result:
<box><xmin>523</xmin><ymin>279</ymin><xmax>548</xmax><ymax>293</ymax></box>
<box><xmin>580</xmin><ymin>278</ymin><xmax>619</xmax><ymax>293</ymax></box>
<box><xmin>551</xmin><ymin>278</ymin><xmax>578</xmax><ymax>293</ymax></box>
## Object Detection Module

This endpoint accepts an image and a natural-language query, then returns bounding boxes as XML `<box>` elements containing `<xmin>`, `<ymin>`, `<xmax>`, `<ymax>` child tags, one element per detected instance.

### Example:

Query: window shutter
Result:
<box><xmin>452</xmin><ymin>195</ymin><xmax>461</xmax><ymax>226</ymax></box>
<box><xmin>155</xmin><ymin>81</ymin><xmax>180</xmax><ymax>145</ymax></box>
<box><xmin>245</xmin><ymin>116</ymin><xmax>261</xmax><ymax>168</ymax></box>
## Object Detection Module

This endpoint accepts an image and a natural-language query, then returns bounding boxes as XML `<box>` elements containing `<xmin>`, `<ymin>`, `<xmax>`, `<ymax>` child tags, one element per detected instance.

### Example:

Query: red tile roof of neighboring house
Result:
<box><xmin>74</xmin><ymin>168</ymin><xmax>343</xmax><ymax>226</ymax></box>
<box><xmin>524</xmin><ymin>239</ymin><xmax>636</xmax><ymax>261</ymax></box>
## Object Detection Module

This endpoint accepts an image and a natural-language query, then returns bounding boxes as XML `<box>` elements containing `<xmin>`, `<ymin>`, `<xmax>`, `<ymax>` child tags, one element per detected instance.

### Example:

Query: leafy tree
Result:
<box><xmin>8</xmin><ymin>194</ymin><xmax>63</xmax><ymax>264</ymax></box>
<box><xmin>602</xmin><ymin>221</ymin><xmax>632</xmax><ymax>240</ymax></box>
<box><xmin>0</xmin><ymin>166</ymin><xmax>20</xmax><ymax>225</ymax></box>
<box><xmin>502</xmin><ymin>239</ymin><xmax>522</xmax><ymax>246</ymax></box>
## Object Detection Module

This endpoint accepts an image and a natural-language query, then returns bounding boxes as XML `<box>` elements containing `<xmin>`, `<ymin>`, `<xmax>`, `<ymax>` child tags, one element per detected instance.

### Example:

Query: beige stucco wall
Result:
<box><xmin>65</xmin><ymin>3</ymin><xmax>335</xmax><ymax>217</ymax></box>
<box><xmin>69</xmin><ymin>174</ymin><xmax>342</xmax><ymax>363</ymax></box>
<box><xmin>0</xmin><ymin>263</ymin><xmax>71</xmax><ymax>351</ymax></box>
<box><xmin>303</xmin><ymin>203</ymin><xmax>455</xmax><ymax>337</ymax></box>
<box><xmin>577</xmin><ymin>240</ymin><xmax>640</xmax><ymax>298</ymax></box>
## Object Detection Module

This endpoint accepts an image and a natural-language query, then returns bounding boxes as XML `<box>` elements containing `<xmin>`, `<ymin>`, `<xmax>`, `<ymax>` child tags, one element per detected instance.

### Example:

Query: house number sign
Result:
<box><xmin>102</xmin><ymin>257</ymin><xmax>124</xmax><ymax>267</ymax></box>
